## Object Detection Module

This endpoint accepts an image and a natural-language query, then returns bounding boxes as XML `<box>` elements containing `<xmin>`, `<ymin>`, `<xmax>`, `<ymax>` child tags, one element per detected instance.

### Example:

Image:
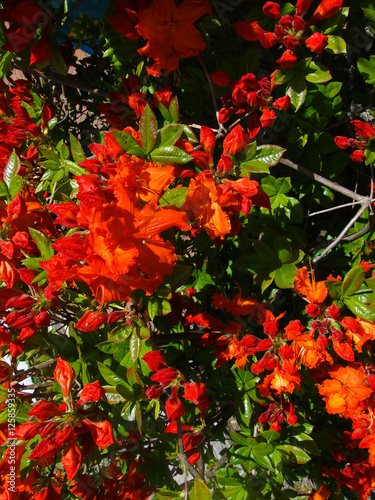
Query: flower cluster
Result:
<box><xmin>335</xmin><ymin>120</ymin><xmax>375</xmax><ymax>162</ymax></box>
<box><xmin>234</xmin><ymin>0</ymin><xmax>343</xmax><ymax>67</ymax></box>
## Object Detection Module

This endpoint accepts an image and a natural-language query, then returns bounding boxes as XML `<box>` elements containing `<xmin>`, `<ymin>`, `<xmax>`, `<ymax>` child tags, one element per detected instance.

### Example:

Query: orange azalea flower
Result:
<box><xmin>136</xmin><ymin>0</ymin><xmax>212</xmax><ymax>75</ymax></box>
<box><xmin>308</xmin><ymin>484</ymin><xmax>331</xmax><ymax>500</ymax></box>
<box><xmin>182</xmin><ymin>171</ymin><xmax>231</xmax><ymax>240</ymax></box>
<box><xmin>294</xmin><ymin>267</ymin><xmax>327</xmax><ymax>303</ymax></box>
<box><xmin>257</xmin><ymin>359</ymin><xmax>301</xmax><ymax>397</ymax></box>
<box><xmin>341</xmin><ymin>317</ymin><xmax>375</xmax><ymax>353</ymax></box>
<box><xmin>110</xmin><ymin>154</ymin><xmax>176</xmax><ymax>206</ymax></box>
<box><xmin>319</xmin><ymin>364</ymin><xmax>373</xmax><ymax>417</ymax></box>
<box><xmin>211</xmin><ymin>292</ymin><xmax>262</xmax><ymax>317</ymax></box>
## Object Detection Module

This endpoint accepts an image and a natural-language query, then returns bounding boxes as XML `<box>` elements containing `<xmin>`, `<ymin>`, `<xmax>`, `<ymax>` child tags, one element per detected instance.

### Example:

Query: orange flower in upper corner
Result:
<box><xmin>318</xmin><ymin>364</ymin><xmax>373</xmax><ymax>418</ymax></box>
<box><xmin>136</xmin><ymin>0</ymin><xmax>212</xmax><ymax>75</ymax></box>
<box><xmin>294</xmin><ymin>267</ymin><xmax>327</xmax><ymax>304</ymax></box>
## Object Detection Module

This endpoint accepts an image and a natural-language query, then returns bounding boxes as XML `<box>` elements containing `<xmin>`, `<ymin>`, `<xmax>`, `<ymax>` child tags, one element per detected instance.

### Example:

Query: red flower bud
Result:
<box><xmin>54</xmin><ymin>358</ymin><xmax>75</xmax><ymax>399</ymax></box>
<box><xmin>263</xmin><ymin>2</ymin><xmax>281</xmax><ymax>19</ymax></box>
<box><xmin>79</xmin><ymin>380</ymin><xmax>105</xmax><ymax>403</ymax></box>
<box><xmin>305</xmin><ymin>32</ymin><xmax>328</xmax><ymax>54</ymax></box>
<box><xmin>165</xmin><ymin>386</ymin><xmax>185</xmax><ymax>421</ymax></box>
<box><xmin>142</xmin><ymin>351</ymin><xmax>168</xmax><ymax>371</ymax></box>
<box><xmin>75</xmin><ymin>311</ymin><xmax>107</xmax><ymax>333</ymax></box>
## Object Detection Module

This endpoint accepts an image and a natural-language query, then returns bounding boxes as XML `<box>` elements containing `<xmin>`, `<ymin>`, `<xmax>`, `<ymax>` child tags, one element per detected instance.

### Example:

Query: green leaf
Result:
<box><xmin>362</xmin><ymin>5</ymin><xmax>375</xmax><ymax>21</ymax></box>
<box><xmin>325</xmin><ymin>35</ymin><xmax>347</xmax><ymax>54</ymax></box>
<box><xmin>252</xmin><ymin>442</ymin><xmax>274</xmax><ymax>456</ymax></box>
<box><xmin>305</xmin><ymin>60</ymin><xmax>332</xmax><ymax>83</ymax></box>
<box><xmin>50</xmin><ymin>35</ymin><xmax>67</xmax><ymax>75</ymax></box>
<box><xmin>112</xmin><ymin>130</ymin><xmax>147</xmax><ymax>157</ymax></box>
<box><xmin>325</xmin><ymin>280</ymin><xmax>343</xmax><ymax>299</ymax></box>
<box><xmin>8</xmin><ymin>175</ymin><xmax>22</xmax><ymax>199</ymax></box>
<box><xmin>240</xmin><ymin>145</ymin><xmax>285</xmax><ymax>174</ymax></box>
<box><xmin>323</xmin><ymin>81</ymin><xmax>342</xmax><ymax>98</ymax></box>
<box><xmin>69</xmin><ymin>134</ymin><xmax>86</xmax><ymax>164</ymax></box>
<box><xmin>345</xmin><ymin>294</ymin><xmax>375</xmax><ymax>322</ymax></box>
<box><xmin>238</xmin><ymin>394</ymin><xmax>253</xmax><ymax>426</ymax></box>
<box><xmin>28</xmin><ymin>228</ymin><xmax>54</xmax><ymax>259</ymax></box>
<box><xmin>286</xmin><ymin>74</ymin><xmax>307</xmax><ymax>111</ymax></box>
<box><xmin>159</xmin><ymin>187</ymin><xmax>188</xmax><ymax>208</ymax></box>
<box><xmin>61</xmin><ymin>160</ymin><xmax>88</xmax><ymax>176</ymax></box>
<box><xmin>158</xmin><ymin>102</ymin><xmax>173</xmax><ymax>123</ymax></box>
<box><xmin>163</xmin><ymin>264</ymin><xmax>192</xmax><ymax>290</ymax></box>
<box><xmin>277</xmin><ymin>445</ymin><xmax>310</xmax><ymax>464</ymax></box>
<box><xmin>150</xmin><ymin>146</ymin><xmax>192</xmax><ymax>165</ymax></box>
<box><xmin>251</xmin><ymin>449</ymin><xmax>274</xmax><ymax>470</ymax></box>
<box><xmin>274</xmin><ymin>263</ymin><xmax>298</xmax><ymax>289</ymax></box>
<box><xmin>98</xmin><ymin>362</ymin><xmax>126</xmax><ymax>387</ymax></box>
<box><xmin>366</xmin><ymin>277</ymin><xmax>375</xmax><ymax>293</ymax></box>
<box><xmin>160</xmin><ymin>124</ymin><xmax>184</xmax><ymax>146</ymax></box>
<box><xmin>154</xmin><ymin>490</ymin><xmax>183</xmax><ymax>500</ymax></box>
<box><xmin>0</xmin><ymin>180</ymin><xmax>8</xmax><ymax>197</ymax></box>
<box><xmin>365</xmin><ymin>137</ymin><xmax>375</xmax><ymax>165</ymax></box>
<box><xmin>189</xmin><ymin>478</ymin><xmax>212</xmax><ymax>500</ymax></box>
<box><xmin>148</xmin><ymin>296</ymin><xmax>172</xmax><ymax>320</ymax></box>
<box><xmin>130</xmin><ymin>330</ymin><xmax>141</xmax><ymax>362</ymax></box>
<box><xmin>169</xmin><ymin>96</ymin><xmax>179</xmax><ymax>122</ymax></box>
<box><xmin>139</xmin><ymin>104</ymin><xmax>158</xmax><ymax>153</ymax></box>
<box><xmin>357</xmin><ymin>56</ymin><xmax>375</xmax><ymax>85</ymax></box>
<box><xmin>4</xmin><ymin>150</ymin><xmax>21</xmax><ymax>187</ymax></box>
<box><xmin>342</xmin><ymin>266</ymin><xmax>365</xmax><ymax>297</ymax></box>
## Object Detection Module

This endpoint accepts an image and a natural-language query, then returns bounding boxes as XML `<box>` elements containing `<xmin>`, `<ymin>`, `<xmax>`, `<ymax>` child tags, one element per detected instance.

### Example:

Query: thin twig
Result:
<box><xmin>177</xmin><ymin>420</ymin><xmax>205</xmax><ymax>482</ymax></box>
<box><xmin>63</xmin><ymin>0</ymin><xmax>85</xmax><ymax>20</ymax></box>
<box><xmin>313</xmin><ymin>204</ymin><xmax>369</xmax><ymax>263</ymax></box>
<box><xmin>13</xmin><ymin>359</ymin><xmax>55</xmax><ymax>378</ymax></box>
<box><xmin>305</xmin><ymin>199</ymin><xmax>375</xmax><ymax>218</ymax></box>
<box><xmin>280</xmin><ymin>158</ymin><xmax>366</xmax><ymax>202</ymax></box>
<box><xmin>205</xmin><ymin>452</ymin><xmax>228</xmax><ymax>480</ymax></box>
<box><xmin>16</xmin><ymin>66</ymin><xmax>109</xmax><ymax>98</ymax></box>
<box><xmin>177</xmin><ymin>420</ymin><xmax>189</xmax><ymax>499</ymax></box>
<box><xmin>198</xmin><ymin>55</ymin><xmax>225</xmax><ymax>134</ymax></box>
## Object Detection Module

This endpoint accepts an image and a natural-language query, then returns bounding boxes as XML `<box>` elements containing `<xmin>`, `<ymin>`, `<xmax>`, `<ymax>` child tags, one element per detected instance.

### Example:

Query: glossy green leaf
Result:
<box><xmin>150</xmin><ymin>146</ymin><xmax>192</xmax><ymax>165</ymax></box>
<box><xmin>130</xmin><ymin>330</ymin><xmax>141</xmax><ymax>362</ymax></box>
<box><xmin>4</xmin><ymin>150</ymin><xmax>21</xmax><ymax>188</ymax></box>
<box><xmin>112</xmin><ymin>130</ymin><xmax>146</xmax><ymax>157</ymax></box>
<box><xmin>69</xmin><ymin>134</ymin><xmax>86</xmax><ymax>164</ymax></box>
<box><xmin>98</xmin><ymin>362</ymin><xmax>126</xmax><ymax>387</ymax></box>
<box><xmin>252</xmin><ymin>442</ymin><xmax>274</xmax><ymax>456</ymax></box>
<box><xmin>345</xmin><ymin>294</ymin><xmax>375</xmax><ymax>322</ymax></box>
<box><xmin>139</xmin><ymin>104</ymin><xmax>158</xmax><ymax>153</ymax></box>
<box><xmin>160</xmin><ymin>124</ymin><xmax>184</xmax><ymax>146</ymax></box>
<box><xmin>8</xmin><ymin>175</ymin><xmax>22</xmax><ymax>199</ymax></box>
<box><xmin>158</xmin><ymin>102</ymin><xmax>173</xmax><ymax>123</ymax></box>
<box><xmin>277</xmin><ymin>445</ymin><xmax>311</xmax><ymax>464</ymax></box>
<box><xmin>305</xmin><ymin>61</ymin><xmax>332</xmax><ymax>83</ymax></box>
<box><xmin>342</xmin><ymin>266</ymin><xmax>365</xmax><ymax>297</ymax></box>
<box><xmin>240</xmin><ymin>145</ymin><xmax>285</xmax><ymax>173</ymax></box>
<box><xmin>29</xmin><ymin>228</ymin><xmax>54</xmax><ymax>259</ymax></box>
<box><xmin>159</xmin><ymin>187</ymin><xmax>188</xmax><ymax>208</ymax></box>
<box><xmin>169</xmin><ymin>96</ymin><xmax>179</xmax><ymax>122</ymax></box>
<box><xmin>286</xmin><ymin>74</ymin><xmax>307</xmax><ymax>111</ymax></box>
<box><xmin>0</xmin><ymin>180</ymin><xmax>8</xmax><ymax>197</ymax></box>
<box><xmin>326</xmin><ymin>35</ymin><xmax>347</xmax><ymax>54</ymax></box>
<box><xmin>61</xmin><ymin>160</ymin><xmax>88</xmax><ymax>176</ymax></box>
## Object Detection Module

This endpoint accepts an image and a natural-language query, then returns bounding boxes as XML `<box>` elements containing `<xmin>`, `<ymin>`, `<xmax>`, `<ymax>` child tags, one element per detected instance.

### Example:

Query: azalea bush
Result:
<box><xmin>1</xmin><ymin>0</ymin><xmax>375</xmax><ymax>499</ymax></box>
